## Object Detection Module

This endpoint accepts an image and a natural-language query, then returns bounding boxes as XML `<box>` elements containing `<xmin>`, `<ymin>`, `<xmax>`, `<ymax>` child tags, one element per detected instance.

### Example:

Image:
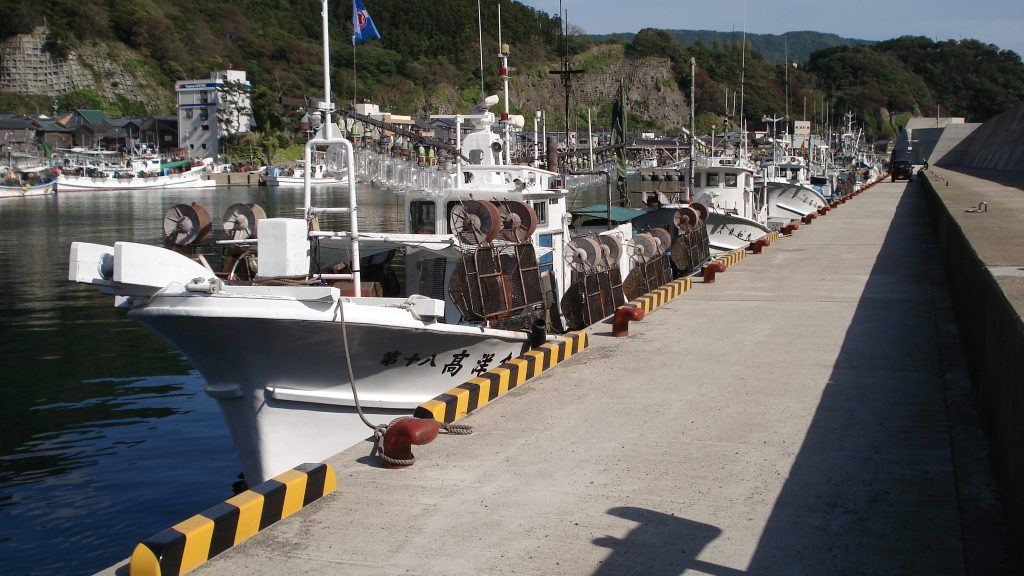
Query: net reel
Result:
<box><xmin>222</xmin><ymin>203</ymin><xmax>267</xmax><ymax>241</ymax></box>
<box><xmin>163</xmin><ymin>203</ymin><xmax>212</xmax><ymax>246</ymax></box>
<box><xmin>495</xmin><ymin>200</ymin><xmax>539</xmax><ymax>243</ymax></box>
<box><xmin>449</xmin><ymin>200</ymin><xmax>501</xmax><ymax>245</ymax></box>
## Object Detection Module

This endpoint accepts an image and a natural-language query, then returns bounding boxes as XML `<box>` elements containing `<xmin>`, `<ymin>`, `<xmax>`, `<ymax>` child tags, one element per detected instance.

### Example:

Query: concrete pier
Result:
<box><xmin>208</xmin><ymin>171</ymin><xmax>262</xmax><ymax>187</ymax></box>
<box><xmin>103</xmin><ymin>178</ymin><xmax>1000</xmax><ymax>575</ymax></box>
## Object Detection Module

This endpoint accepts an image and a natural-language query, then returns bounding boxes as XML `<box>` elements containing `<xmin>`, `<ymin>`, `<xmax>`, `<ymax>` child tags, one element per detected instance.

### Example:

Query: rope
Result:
<box><xmin>372</xmin><ymin>417</ymin><xmax>474</xmax><ymax>466</ymax></box>
<box><xmin>336</xmin><ymin>292</ymin><xmax>474</xmax><ymax>465</ymax></box>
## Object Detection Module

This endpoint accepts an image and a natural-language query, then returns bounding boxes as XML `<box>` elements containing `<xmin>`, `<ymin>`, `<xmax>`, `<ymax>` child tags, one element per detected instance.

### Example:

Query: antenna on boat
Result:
<box><xmin>548</xmin><ymin>1</ymin><xmax>584</xmax><ymax>172</ymax></box>
<box><xmin>477</xmin><ymin>0</ymin><xmax>486</xmax><ymax>100</ymax></box>
<box><xmin>739</xmin><ymin>0</ymin><xmax>747</xmax><ymax>157</ymax></box>
<box><xmin>498</xmin><ymin>2</ymin><xmax>512</xmax><ymax>164</ymax></box>
<box><xmin>322</xmin><ymin>0</ymin><xmax>332</xmax><ymax>138</ymax></box>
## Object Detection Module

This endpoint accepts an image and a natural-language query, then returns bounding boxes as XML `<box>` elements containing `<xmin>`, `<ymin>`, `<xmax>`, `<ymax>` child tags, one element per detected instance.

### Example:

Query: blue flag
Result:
<box><xmin>353</xmin><ymin>0</ymin><xmax>381</xmax><ymax>45</ymax></box>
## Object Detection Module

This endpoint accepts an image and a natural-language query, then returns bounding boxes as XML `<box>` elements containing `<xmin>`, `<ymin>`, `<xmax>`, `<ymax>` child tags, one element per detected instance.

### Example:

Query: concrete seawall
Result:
<box><xmin>919</xmin><ymin>167</ymin><xmax>1024</xmax><ymax>568</ymax></box>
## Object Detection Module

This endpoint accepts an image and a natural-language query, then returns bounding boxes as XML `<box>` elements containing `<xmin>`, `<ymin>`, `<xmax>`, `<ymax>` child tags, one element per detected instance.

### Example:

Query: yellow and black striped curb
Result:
<box><xmin>414</xmin><ymin>331</ymin><xmax>588</xmax><ymax>423</ymax></box>
<box><xmin>129</xmin><ymin>463</ymin><xmax>336</xmax><ymax>576</ymax></box>
<box><xmin>625</xmin><ymin>276</ymin><xmax>692</xmax><ymax>315</ymax></box>
<box><xmin>712</xmin><ymin>247</ymin><xmax>746</xmax><ymax>268</ymax></box>
<box><xmin>763</xmin><ymin>230</ymin><xmax>782</xmax><ymax>244</ymax></box>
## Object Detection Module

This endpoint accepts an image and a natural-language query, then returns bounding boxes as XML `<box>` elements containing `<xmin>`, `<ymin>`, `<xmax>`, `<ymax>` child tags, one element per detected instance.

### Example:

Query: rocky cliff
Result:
<box><xmin>0</xmin><ymin>27</ymin><xmax>172</xmax><ymax>111</ymax></box>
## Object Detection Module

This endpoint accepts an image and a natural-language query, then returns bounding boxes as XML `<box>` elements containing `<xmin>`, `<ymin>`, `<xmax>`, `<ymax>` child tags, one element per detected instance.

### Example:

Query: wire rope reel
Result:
<box><xmin>222</xmin><ymin>202</ymin><xmax>267</xmax><ymax>241</ymax></box>
<box><xmin>647</xmin><ymin>228</ymin><xmax>672</xmax><ymax>257</ymax></box>
<box><xmin>163</xmin><ymin>202</ymin><xmax>212</xmax><ymax>246</ymax></box>
<box><xmin>689</xmin><ymin>201</ymin><xmax>709</xmax><ymax>223</ymax></box>
<box><xmin>496</xmin><ymin>200</ymin><xmax>539</xmax><ymax>243</ymax></box>
<box><xmin>673</xmin><ymin>206</ymin><xmax>700</xmax><ymax>233</ymax></box>
<box><xmin>597</xmin><ymin>234</ymin><xmax>623</xmax><ymax>272</ymax></box>
<box><xmin>449</xmin><ymin>200</ymin><xmax>501</xmax><ymax>245</ymax></box>
<box><xmin>564</xmin><ymin>236</ymin><xmax>603</xmax><ymax>273</ymax></box>
<box><xmin>629</xmin><ymin>232</ymin><xmax>659</xmax><ymax>262</ymax></box>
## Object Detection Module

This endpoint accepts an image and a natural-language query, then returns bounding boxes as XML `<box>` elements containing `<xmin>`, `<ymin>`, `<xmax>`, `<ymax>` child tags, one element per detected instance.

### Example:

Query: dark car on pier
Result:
<box><xmin>890</xmin><ymin>159</ymin><xmax>913</xmax><ymax>182</ymax></box>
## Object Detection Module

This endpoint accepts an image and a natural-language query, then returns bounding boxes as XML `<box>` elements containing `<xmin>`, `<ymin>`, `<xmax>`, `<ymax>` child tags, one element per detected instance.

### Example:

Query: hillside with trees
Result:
<box><xmin>0</xmin><ymin>0</ymin><xmax>1022</xmax><ymax>144</ymax></box>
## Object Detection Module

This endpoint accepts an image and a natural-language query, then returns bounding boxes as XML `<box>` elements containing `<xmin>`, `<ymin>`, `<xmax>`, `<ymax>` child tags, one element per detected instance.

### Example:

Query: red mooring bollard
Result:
<box><xmin>703</xmin><ymin>261</ymin><xmax>726</xmax><ymax>283</ymax></box>
<box><xmin>782</xmin><ymin>223</ymin><xmax>799</xmax><ymax>235</ymax></box>
<box><xmin>751</xmin><ymin>238</ymin><xmax>770</xmax><ymax>254</ymax></box>
<box><xmin>381</xmin><ymin>418</ymin><xmax>440</xmax><ymax>465</ymax></box>
<box><xmin>817</xmin><ymin>206</ymin><xmax>829</xmax><ymax>216</ymax></box>
<box><xmin>612</xmin><ymin>306</ymin><xmax>644</xmax><ymax>337</ymax></box>
<box><xmin>801</xmin><ymin>213</ymin><xmax>816</xmax><ymax>225</ymax></box>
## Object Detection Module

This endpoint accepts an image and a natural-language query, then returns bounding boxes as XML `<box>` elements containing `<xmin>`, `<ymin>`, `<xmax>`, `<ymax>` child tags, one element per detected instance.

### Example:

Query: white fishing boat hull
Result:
<box><xmin>705</xmin><ymin>211</ymin><xmax>771</xmax><ymax>253</ymax></box>
<box><xmin>135</xmin><ymin>289</ymin><xmax>528</xmax><ymax>483</ymax></box>
<box><xmin>263</xmin><ymin>174</ymin><xmax>348</xmax><ymax>187</ymax></box>
<box><xmin>57</xmin><ymin>167</ymin><xmax>215</xmax><ymax>192</ymax></box>
<box><xmin>0</xmin><ymin>180</ymin><xmax>56</xmax><ymax>198</ymax></box>
<box><xmin>766</xmin><ymin>182</ymin><xmax>827</xmax><ymax>227</ymax></box>
<box><xmin>68</xmin><ymin>239</ymin><xmax>532</xmax><ymax>483</ymax></box>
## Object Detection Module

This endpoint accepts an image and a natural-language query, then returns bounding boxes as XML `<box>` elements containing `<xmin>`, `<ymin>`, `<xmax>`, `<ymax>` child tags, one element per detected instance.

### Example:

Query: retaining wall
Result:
<box><xmin>919</xmin><ymin>171</ymin><xmax>1024</xmax><ymax>568</ymax></box>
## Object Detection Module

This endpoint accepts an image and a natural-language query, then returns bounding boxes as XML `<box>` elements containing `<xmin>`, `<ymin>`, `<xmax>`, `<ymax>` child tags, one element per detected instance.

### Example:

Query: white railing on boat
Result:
<box><xmin>304</xmin><ymin>135</ymin><xmax>361</xmax><ymax>296</ymax></box>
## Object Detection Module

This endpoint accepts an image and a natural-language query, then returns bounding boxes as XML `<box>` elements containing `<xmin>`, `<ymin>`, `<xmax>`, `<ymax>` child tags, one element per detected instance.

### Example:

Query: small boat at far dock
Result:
<box><xmin>0</xmin><ymin>165</ymin><xmax>57</xmax><ymax>198</ymax></box>
<box><xmin>263</xmin><ymin>150</ymin><xmax>347</xmax><ymax>187</ymax></box>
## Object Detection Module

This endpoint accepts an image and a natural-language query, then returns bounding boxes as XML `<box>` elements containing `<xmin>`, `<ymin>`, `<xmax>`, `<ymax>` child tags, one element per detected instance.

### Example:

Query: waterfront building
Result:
<box><xmin>175</xmin><ymin>70</ymin><xmax>252</xmax><ymax>160</ymax></box>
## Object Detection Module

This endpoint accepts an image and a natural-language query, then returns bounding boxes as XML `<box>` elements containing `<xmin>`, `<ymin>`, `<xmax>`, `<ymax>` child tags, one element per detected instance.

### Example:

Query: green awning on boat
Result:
<box><xmin>572</xmin><ymin>204</ymin><xmax>647</xmax><ymax>223</ymax></box>
<box><xmin>161</xmin><ymin>160</ymin><xmax>189</xmax><ymax>170</ymax></box>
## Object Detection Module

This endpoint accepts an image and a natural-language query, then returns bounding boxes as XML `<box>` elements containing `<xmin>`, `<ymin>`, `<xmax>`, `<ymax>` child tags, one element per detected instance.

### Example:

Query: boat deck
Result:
<box><xmin>100</xmin><ymin>178</ymin><xmax>1010</xmax><ymax>575</ymax></box>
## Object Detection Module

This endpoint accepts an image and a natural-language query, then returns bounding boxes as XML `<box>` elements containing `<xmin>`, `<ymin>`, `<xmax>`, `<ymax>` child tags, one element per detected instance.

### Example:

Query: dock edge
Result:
<box><xmin>128</xmin><ymin>462</ymin><xmax>336</xmax><ymax>576</ymax></box>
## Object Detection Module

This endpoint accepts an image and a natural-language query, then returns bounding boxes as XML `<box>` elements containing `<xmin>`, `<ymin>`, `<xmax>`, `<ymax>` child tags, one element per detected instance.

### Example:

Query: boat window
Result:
<box><xmin>532</xmin><ymin>201</ymin><xmax>547</xmax><ymax>225</ymax></box>
<box><xmin>184</xmin><ymin>109</ymin><xmax>194</xmax><ymax>120</ymax></box>
<box><xmin>707</xmin><ymin>173</ymin><xmax>720</xmax><ymax>187</ymax></box>
<box><xmin>200</xmin><ymin>109</ymin><xmax>209</xmax><ymax>121</ymax></box>
<box><xmin>410</xmin><ymin>200</ymin><xmax>436</xmax><ymax>233</ymax></box>
<box><xmin>201</xmin><ymin>124</ymin><xmax>210</xmax><ymax>131</ymax></box>
<box><xmin>790</xmin><ymin>168</ymin><xmax>800</xmax><ymax>179</ymax></box>
<box><xmin>724</xmin><ymin>173</ymin><xmax>737</xmax><ymax>187</ymax></box>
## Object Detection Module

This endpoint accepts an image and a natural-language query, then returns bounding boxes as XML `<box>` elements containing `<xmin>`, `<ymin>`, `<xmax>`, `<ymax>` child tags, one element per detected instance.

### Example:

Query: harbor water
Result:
<box><xmin>0</xmin><ymin>177</ymin><xmax>610</xmax><ymax>575</ymax></box>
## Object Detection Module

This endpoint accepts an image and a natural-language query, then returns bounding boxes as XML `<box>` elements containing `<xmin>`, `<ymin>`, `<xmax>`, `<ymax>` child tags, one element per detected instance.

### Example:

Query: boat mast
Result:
<box><xmin>689</xmin><ymin>56</ymin><xmax>695</xmax><ymax>201</ymax></box>
<box><xmin>321</xmin><ymin>0</ymin><xmax>332</xmax><ymax>137</ymax></box>
<box><xmin>498</xmin><ymin>3</ymin><xmax>512</xmax><ymax>164</ymax></box>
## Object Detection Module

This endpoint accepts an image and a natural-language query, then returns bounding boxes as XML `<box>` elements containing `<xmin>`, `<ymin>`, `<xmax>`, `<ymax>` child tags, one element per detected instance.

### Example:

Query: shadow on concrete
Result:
<box><xmin>740</xmin><ymin>183</ymin><xmax>1009</xmax><ymax>574</ymax></box>
<box><xmin>591</xmin><ymin>506</ymin><xmax>744</xmax><ymax>576</ymax></box>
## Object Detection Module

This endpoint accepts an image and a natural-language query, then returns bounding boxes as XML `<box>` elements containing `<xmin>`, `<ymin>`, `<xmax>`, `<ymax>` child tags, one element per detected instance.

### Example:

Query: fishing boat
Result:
<box><xmin>0</xmin><ymin>165</ymin><xmax>57</xmax><ymax>198</ymax></box>
<box><xmin>55</xmin><ymin>147</ymin><xmax>216</xmax><ymax>192</ymax></box>
<box><xmin>70</xmin><ymin>91</ymin><xmax>635</xmax><ymax>483</ymax></box>
<box><xmin>635</xmin><ymin>151</ymin><xmax>771</xmax><ymax>253</ymax></box>
<box><xmin>758</xmin><ymin>154</ymin><xmax>828</xmax><ymax>228</ymax></box>
<box><xmin>262</xmin><ymin>150</ymin><xmax>347</xmax><ymax>187</ymax></box>
<box><xmin>66</xmin><ymin>0</ymin><xmax>687</xmax><ymax>484</ymax></box>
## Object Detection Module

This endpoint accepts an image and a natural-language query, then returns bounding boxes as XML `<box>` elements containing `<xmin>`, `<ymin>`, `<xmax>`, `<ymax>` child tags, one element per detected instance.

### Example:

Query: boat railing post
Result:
<box><xmin>305</xmin><ymin>136</ymin><xmax>361</xmax><ymax>297</ymax></box>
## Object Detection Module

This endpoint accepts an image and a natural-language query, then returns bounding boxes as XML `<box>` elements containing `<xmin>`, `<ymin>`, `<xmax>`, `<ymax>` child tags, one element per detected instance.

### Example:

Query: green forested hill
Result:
<box><xmin>0</xmin><ymin>0</ymin><xmax>1022</xmax><ymax>141</ymax></box>
<box><xmin>594</xmin><ymin>29</ymin><xmax>874</xmax><ymax>64</ymax></box>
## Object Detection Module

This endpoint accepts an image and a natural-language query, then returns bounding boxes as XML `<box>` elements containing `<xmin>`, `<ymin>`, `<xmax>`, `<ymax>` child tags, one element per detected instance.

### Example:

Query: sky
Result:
<box><xmin>515</xmin><ymin>0</ymin><xmax>1024</xmax><ymax>59</ymax></box>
